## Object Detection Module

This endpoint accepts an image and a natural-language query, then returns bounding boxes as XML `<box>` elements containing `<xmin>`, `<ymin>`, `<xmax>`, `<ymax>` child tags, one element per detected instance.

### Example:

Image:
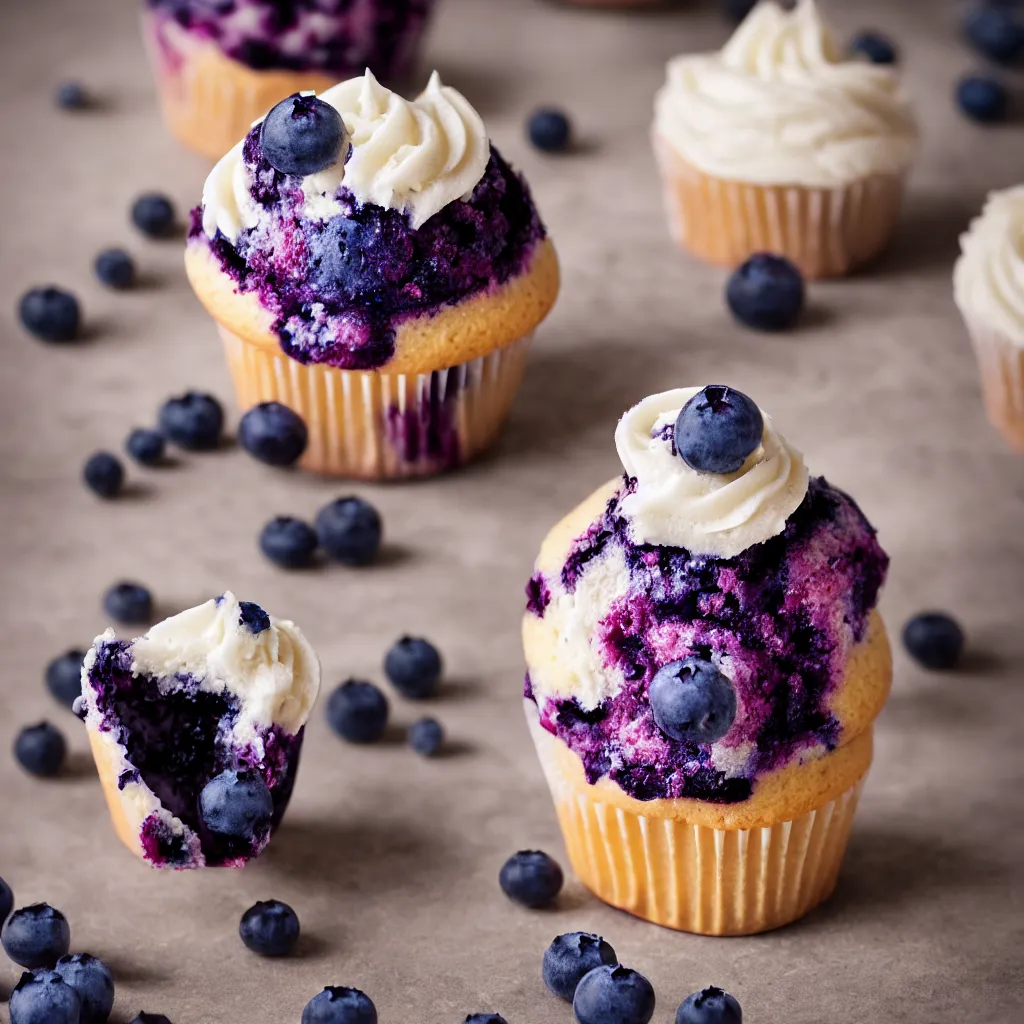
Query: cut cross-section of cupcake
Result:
<box><xmin>80</xmin><ymin>593</ymin><xmax>320</xmax><ymax>869</ymax></box>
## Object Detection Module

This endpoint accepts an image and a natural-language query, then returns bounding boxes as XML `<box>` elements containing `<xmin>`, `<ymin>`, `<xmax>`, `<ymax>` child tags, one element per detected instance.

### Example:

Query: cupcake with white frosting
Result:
<box><xmin>523</xmin><ymin>386</ymin><xmax>892</xmax><ymax>934</ymax></box>
<box><xmin>954</xmin><ymin>186</ymin><xmax>1024</xmax><ymax>452</ymax></box>
<box><xmin>652</xmin><ymin>0</ymin><xmax>918</xmax><ymax>278</ymax></box>
<box><xmin>80</xmin><ymin>593</ymin><xmax>320</xmax><ymax>869</ymax></box>
<box><xmin>186</xmin><ymin>71</ymin><xmax>559</xmax><ymax>478</ymax></box>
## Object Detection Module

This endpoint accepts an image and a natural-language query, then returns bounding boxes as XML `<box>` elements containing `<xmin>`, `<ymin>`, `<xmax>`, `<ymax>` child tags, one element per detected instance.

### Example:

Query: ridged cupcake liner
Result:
<box><xmin>653</xmin><ymin>134</ymin><xmax>906</xmax><ymax>279</ymax></box>
<box><xmin>219</xmin><ymin>326</ymin><xmax>534</xmax><ymax>479</ymax></box>
<box><xmin>962</xmin><ymin>317</ymin><xmax>1024</xmax><ymax>452</ymax></box>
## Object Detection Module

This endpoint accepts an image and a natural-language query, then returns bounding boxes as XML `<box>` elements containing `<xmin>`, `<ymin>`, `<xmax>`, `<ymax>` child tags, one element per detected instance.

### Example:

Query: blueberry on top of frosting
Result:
<box><xmin>674</xmin><ymin>385</ymin><xmax>763</xmax><ymax>475</ymax></box>
<box><xmin>649</xmin><ymin>658</ymin><xmax>737</xmax><ymax>745</ymax></box>
<box><xmin>238</xmin><ymin>601</ymin><xmax>271</xmax><ymax>634</ymax></box>
<box><xmin>261</xmin><ymin>93</ymin><xmax>350</xmax><ymax>177</ymax></box>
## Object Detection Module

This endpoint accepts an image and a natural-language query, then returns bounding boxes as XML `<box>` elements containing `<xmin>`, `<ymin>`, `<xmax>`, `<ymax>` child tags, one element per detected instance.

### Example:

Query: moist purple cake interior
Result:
<box><xmin>84</xmin><ymin>637</ymin><xmax>303</xmax><ymax>868</ymax></box>
<box><xmin>526</xmin><ymin>476</ymin><xmax>889</xmax><ymax>804</ymax></box>
<box><xmin>146</xmin><ymin>0</ymin><xmax>434</xmax><ymax>77</ymax></box>
<box><xmin>191</xmin><ymin>139</ymin><xmax>546</xmax><ymax>370</ymax></box>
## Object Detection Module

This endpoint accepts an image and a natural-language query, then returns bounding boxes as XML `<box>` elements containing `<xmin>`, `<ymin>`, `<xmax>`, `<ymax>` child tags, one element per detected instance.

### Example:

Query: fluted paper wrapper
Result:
<box><xmin>962</xmin><ymin>317</ymin><xmax>1024</xmax><ymax>452</ymax></box>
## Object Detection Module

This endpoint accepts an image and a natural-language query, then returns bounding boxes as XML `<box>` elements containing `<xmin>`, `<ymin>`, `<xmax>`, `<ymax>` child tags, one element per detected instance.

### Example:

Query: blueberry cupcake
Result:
<box><xmin>653</xmin><ymin>0</ymin><xmax>917</xmax><ymax>277</ymax></box>
<box><xmin>80</xmin><ymin>593</ymin><xmax>320</xmax><ymax>869</ymax></box>
<box><xmin>186</xmin><ymin>71</ymin><xmax>559</xmax><ymax>479</ymax></box>
<box><xmin>954</xmin><ymin>186</ymin><xmax>1024</xmax><ymax>452</ymax></box>
<box><xmin>143</xmin><ymin>0</ymin><xmax>434</xmax><ymax>160</ymax></box>
<box><xmin>523</xmin><ymin>386</ymin><xmax>891</xmax><ymax>934</ymax></box>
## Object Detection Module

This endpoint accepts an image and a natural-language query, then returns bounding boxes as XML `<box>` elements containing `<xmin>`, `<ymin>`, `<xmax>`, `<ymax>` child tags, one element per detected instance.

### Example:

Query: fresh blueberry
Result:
<box><xmin>239</xmin><ymin>402</ymin><xmax>308</xmax><ymax>467</ymax></box>
<box><xmin>259</xmin><ymin>516</ymin><xmax>319</xmax><ymax>569</ymax></box>
<box><xmin>573</xmin><ymin>965</ymin><xmax>656</xmax><ymax>1024</ymax></box>
<box><xmin>301</xmin><ymin>986</ymin><xmax>377</xmax><ymax>1024</ymax></box>
<box><xmin>131</xmin><ymin>194</ymin><xmax>176</xmax><ymax>238</ymax></box>
<box><xmin>726</xmin><ymin>253</ymin><xmax>805</xmax><ymax>331</ymax></box>
<box><xmin>1</xmin><ymin>904</ymin><xmax>71</xmax><ymax>968</ymax></box>
<box><xmin>722</xmin><ymin>0</ymin><xmax>757</xmax><ymax>23</ymax></box>
<box><xmin>102</xmin><ymin>582</ymin><xmax>153</xmax><ymax>625</ymax></box>
<box><xmin>956</xmin><ymin>75</ymin><xmax>1010</xmax><ymax>122</ymax></box>
<box><xmin>465</xmin><ymin>1017</ymin><xmax>508</xmax><ymax>1024</ymax></box>
<box><xmin>0</xmin><ymin>876</ymin><xmax>13</xmax><ymax>923</ymax></box>
<box><xmin>543</xmin><ymin>932</ymin><xmax>618</xmax><ymax>1002</ymax></box>
<box><xmin>94</xmin><ymin>248</ymin><xmax>135</xmax><ymax>290</ymax></box>
<box><xmin>238</xmin><ymin>601</ymin><xmax>271</xmax><ymax>634</ymax></box>
<box><xmin>499</xmin><ymin>850</ymin><xmax>563</xmax><ymax>909</ymax></box>
<box><xmin>849</xmin><ymin>30</ymin><xmax>898</xmax><ymax>64</ymax></box>
<box><xmin>9</xmin><ymin>970</ymin><xmax>81</xmax><ymax>1024</ymax></box>
<box><xmin>125</xmin><ymin>428</ymin><xmax>165</xmax><ymax>466</ymax></box>
<box><xmin>18</xmin><ymin>287</ymin><xmax>81</xmax><ymax>343</ymax></box>
<box><xmin>130</xmin><ymin>1015</ymin><xmax>173</xmax><ymax>1024</ymax></box>
<box><xmin>383</xmin><ymin>637</ymin><xmax>442</xmax><ymax>700</ymax></box>
<box><xmin>528</xmin><ymin>108</ymin><xmax>571</xmax><ymax>152</ymax></box>
<box><xmin>261</xmin><ymin>93</ymin><xmax>350</xmax><ymax>177</ymax></box>
<box><xmin>14</xmin><ymin>723</ymin><xmax>67</xmax><ymax>778</ymax></box>
<box><xmin>408</xmin><ymin>717</ymin><xmax>444</xmax><ymax>757</ymax></box>
<box><xmin>199</xmin><ymin>769</ymin><xmax>274</xmax><ymax>839</ymax></box>
<box><xmin>83</xmin><ymin>452</ymin><xmax>124</xmax><ymax>499</ymax></box>
<box><xmin>56</xmin><ymin>82</ymin><xmax>88</xmax><ymax>110</ymax></box>
<box><xmin>902</xmin><ymin>612</ymin><xmax>965</xmax><ymax>670</ymax></box>
<box><xmin>674</xmin><ymin>385</ymin><xmax>763</xmax><ymax>475</ymax></box>
<box><xmin>649</xmin><ymin>657</ymin><xmax>737</xmax><ymax>745</ymax></box>
<box><xmin>964</xmin><ymin>7</ymin><xmax>1024</xmax><ymax>63</ymax></box>
<box><xmin>55</xmin><ymin>954</ymin><xmax>115</xmax><ymax>1024</ymax></box>
<box><xmin>158</xmin><ymin>391</ymin><xmax>225</xmax><ymax>451</ymax></box>
<box><xmin>315</xmin><ymin>497</ymin><xmax>382</xmax><ymax>566</ymax></box>
<box><xmin>45</xmin><ymin>650</ymin><xmax>85</xmax><ymax>709</ymax></box>
<box><xmin>676</xmin><ymin>987</ymin><xmax>743</xmax><ymax>1024</ymax></box>
<box><xmin>239</xmin><ymin>900</ymin><xmax>300</xmax><ymax>957</ymax></box>
<box><xmin>326</xmin><ymin>680</ymin><xmax>389</xmax><ymax>744</ymax></box>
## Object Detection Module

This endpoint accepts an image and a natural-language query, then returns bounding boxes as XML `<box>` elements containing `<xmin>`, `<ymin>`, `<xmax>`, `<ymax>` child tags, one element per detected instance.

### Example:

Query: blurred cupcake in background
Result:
<box><xmin>652</xmin><ymin>0</ymin><xmax>917</xmax><ymax>278</ymax></box>
<box><xmin>143</xmin><ymin>0</ymin><xmax>434</xmax><ymax>160</ymax></box>
<box><xmin>954</xmin><ymin>186</ymin><xmax>1024</xmax><ymax>452</ymax></box>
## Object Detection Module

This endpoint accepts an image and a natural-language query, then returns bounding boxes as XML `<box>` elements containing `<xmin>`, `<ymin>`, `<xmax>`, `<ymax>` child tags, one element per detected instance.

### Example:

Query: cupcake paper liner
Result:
<box><xmin>962</xmin><ymin>317</ymin><xmax>1024</xmax><ymax>452</ymax></box>
<box><xmin>653</xmin><ymin>134</ymin><xmax>906</xmax><ymax>279</ymax></box>
<box><xmin>219</xmin><ymin>326</ymin><xmax>534</xmax><ymax>479</ymax></box>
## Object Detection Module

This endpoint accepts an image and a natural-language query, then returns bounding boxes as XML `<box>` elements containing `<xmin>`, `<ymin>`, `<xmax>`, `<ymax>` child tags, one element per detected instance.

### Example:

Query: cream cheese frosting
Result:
<box><xmin>202</xmin><ymin>69</ymin><xmax>490</xmax><ymax>241</ymax></box>
<box><xmin>954</xmin><ymin>185</ymin><xmax>1024</xmax><ymax>345</ymax></box>
<box><xmin>615</xmin><ymin>387</ymin><xmax>809</xmax><ymax>557</ymax></box>
<box><xmin>653</xmin><ymin>0</ymin><xmax>918</xmax><ymax>187</ymax></box>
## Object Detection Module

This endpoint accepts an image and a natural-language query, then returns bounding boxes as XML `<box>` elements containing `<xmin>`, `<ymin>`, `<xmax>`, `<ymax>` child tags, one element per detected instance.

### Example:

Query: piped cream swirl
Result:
<box><xmin>615</xmin><ymin>388</ymin><xmax>809</xmax><ymax>558</ymax></box>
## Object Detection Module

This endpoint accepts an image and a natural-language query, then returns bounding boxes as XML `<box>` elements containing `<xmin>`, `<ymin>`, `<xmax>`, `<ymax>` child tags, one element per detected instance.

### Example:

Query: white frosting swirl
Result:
<box><xmin>202</xmin><ymin>69</ymin><xmax>490</xmax><ymax>241</ymax></box>
<box><xmin>954</xmin><ymin>185</ymin><xmax>1024</xmax><ymax>346</ymax></box>
<box><xmin>615</xmin><ymin>388</ymin><xmax>809</xmax><ymax>558</ymax></box>
<box><xmin>653</xmin><ymin>0</ymin><xmax>918</xmax><ymax>187</ymax></box>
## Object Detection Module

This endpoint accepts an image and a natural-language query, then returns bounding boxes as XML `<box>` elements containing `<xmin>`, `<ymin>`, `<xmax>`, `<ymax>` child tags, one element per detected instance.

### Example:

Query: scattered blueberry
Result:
<box><xmin>1</xmin><ymin>904</ymin><xmax>71</xmax><ymax>968</ymax></box>
<box><xmin>83</xmin><ymin>452</ymin><xmax>125</xmax><ymax>499</ymax></box>
<box><xmin>528</xmin><ymin>108</ymin><xmax>571</xmax><ymax>152</ymax></box>
<box><xmin>301</xmin><ymin>986</ymin><xmax>377</xmax><ymax>1024</ymax></box>
<box><xmin>573</xmin><ymin>965</ymin><xmax>656</xmax><ymax>1024</ymax></box>
<box><xmin>18</xmin><ymin>287</ymin><xmax>81</xmax><ymax>343</ymax></box>
<box><xmin>158</xmin><ymin>391</ymin><xmax>224</xmax><ymax>450</ymax></box>
<box><xmin>326</xmin><ymin>681</ymin><xmax>389</xmax><ymax>744</ymax></box>
<box><xmin>102</xmin><ymin>582</ymin><xmax>153</xmax><ymax>624</ymax></box>
<box><xmin>465</xmin><ymin>1016</ymin><xmax>508</xmax><ymax>1024</ymax></box>
<box><xmin>722</xmin><ymin>0</ymin><xmax>757</xmax><ymax>23</ymax></box>
<box><xmin>0</xmin><ymin>876</ymin><xmax>12</xmax><ymax>923</ymax></box>
<box><xmin>956</xmin><ymin>74</ymin><xmax>1009</xmax><ymax>122</ymax></box>
<box><xmin>902</xmin><ymin>612</ymin><xmax>965</xmax><ymax>670</ymax></box>
<box><xmin>130</xmin><ymin>1015</ymin><xmax>173</xmax><ymax>1024</ymax></box>
<box><xmin>239</xmin><ymin>402</ymin><xmax>308</xmax><ymax>467</ymax></box>
<box><xmin>543</xmin><ymin>932</ymin><xmax>618</xmax><ymax>1002</ymax></box>
<box><xmin>262</xmin><ymin>94</ymin><xmax>350</xmax><ymax>177</ymax></box>
<box><xmin>383</xmin><ymin>637</ymin><xmax>442</xmax><ymax>700</ymax></box>
<box><xmin>649</xmin><ymin>657</ymin><xmax>737</xmax><ymax>745</ymax></box>
<box><xmin>674</xmin><ymin>385</ymin><xmax>763</xmax><ymax>475</ymax></box>
<box><xmin>259</xmin><ymin>516</ymin><xmax>319</xmax><ymax>569</ymax></box>
<box><xmin>726</xmin><ymin>253</ymin><xmax>805</xmax><ymax>331</ymax></box>
<box><xmin>131</xmin><ymin>193</ymin><xmax>176</xmax><ymax>238</ymax></box>
<box><xmin>499</xmin><ymin>850</ymin><xmax>564</xmax><ymax>909</ymax></box>
<box><xmin>964</xmin><ymin>7</ymin><xmax>1024</xmax><ymax>64</ymax></box>
<box><xmin>55</xmin><ymin>954</ymin><xmax>115</xmax><ymax>1024</ymax></box>
<box><xmin>199</xmin><ymin>769</ymin><xmax>274</xmax><ymax>839</ymax></box>
<box><xmin>9</xmin><ymin>970</ymin><xmax>81</xmax><ymax>1024</ymax></box>
<box><xmin>239</xmin><ymin>900</ymin><xmax>300</xmax><ymax>957</ymax></box>
<box><xmin>315</xmin><ymin>497</ymin><xmax>382</xmax><ymax>566</ymax></box>
<box><xmin>849</xmin><ymin>30</ymin><xmax>898</xmax><ymax>64</ymax></box>
<box><xmin>238</xmin><ymin>601</ymin><xmax>271</xmax><ymax>634</ymax></box>
<box><xmin>45</xmin><ymin>650</ymin><xmax>85</xmax><ymax>709</ymax></box>
<box><xmin>408</xmin><ymin>717</ymin><xmax>444</xmax><ymax>757</ymax></box>
<box><xmin>94</xmin><ymin>248</ymin><xmax>135</xmax><ymax>290</ymax></box>
<box><xmin>676</xmin><ymin>987</ymin><xmax>743</xmax><ymax>1024</ymax></box>
<box><xmin>125</xmin><ymin>428</ymin><xmax>165</xmax><ymax>466</ymax></box>
<box><xmin>14</xmin><ymin>723</ymin><xmax>67</xmax><ymax>778</ymax></box>
<box><xmin>56</xmin><ymin>82</ymin><xmax>88</xmax><ymax>110</ymax></box>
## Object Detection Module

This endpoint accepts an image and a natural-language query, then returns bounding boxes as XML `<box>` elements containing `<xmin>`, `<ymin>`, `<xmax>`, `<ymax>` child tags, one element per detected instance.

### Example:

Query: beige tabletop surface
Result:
<box><xmin>1</xmin><ymin>0</ymin><xmax>1023</xmax><ymax>1021</ymax></box>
